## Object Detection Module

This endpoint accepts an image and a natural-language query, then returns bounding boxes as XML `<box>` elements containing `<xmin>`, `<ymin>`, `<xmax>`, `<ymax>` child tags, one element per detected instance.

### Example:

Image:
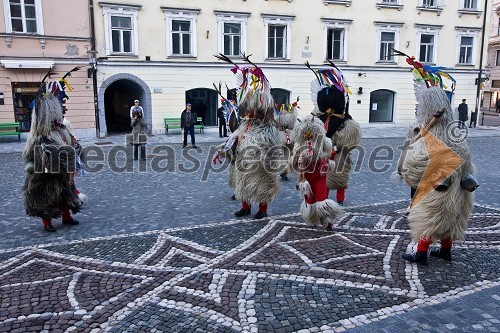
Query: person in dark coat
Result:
<box><xmin>217</xmin><ymin>106</ymin><xmax>228</xmax><ymax>138</ymax></box>
<box><xmin>180</xmin><ymin>103</ymin><xmax>197</xmax><ymax>148</ymax></box>
<box><xmin>457</xmin><ymin>99</ymin><xmax>468</xmax><ymax>129</ymax></box>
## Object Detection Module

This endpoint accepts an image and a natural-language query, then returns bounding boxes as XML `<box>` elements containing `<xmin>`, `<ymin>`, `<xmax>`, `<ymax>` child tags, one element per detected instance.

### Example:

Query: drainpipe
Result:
<box><xmin>89</xmin><ymin>0</ymin><xmax>100</xmax><ymax>137</ymax></box>
<box><xmin>478</xmin><ymin>0</ymin><xmax>488</xmax><ymax>126</ymax></box>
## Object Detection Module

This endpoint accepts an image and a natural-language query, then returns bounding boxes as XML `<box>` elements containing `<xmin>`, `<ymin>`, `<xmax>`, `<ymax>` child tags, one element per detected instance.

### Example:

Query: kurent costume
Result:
<box><xmin>23</xmin><ymin>71</ymin><xmax>82</xmax><ymax>232</ymax></box>
<box><xmin>394</xmin><ymin>51</ymin><xmax>479</xmax><ymax>264</ymax></box>
<box><xmin>215</xmin><ymin>54</ymin><xmax>282</xmax><ymax>219</ymax></box>
<box><xmin>275</xmin><ymin>100</ymin><xmax>299</xmax><ymax>181</ymax></box>
<box><xmin>289</xmin><ymin>116</ymin><xmax>344</xmax><ymax>230</ymax></box>
<box><xmin>307</xmin><ymin>62</ymin><xmax>362</xmax><ymax>205</ymax></box>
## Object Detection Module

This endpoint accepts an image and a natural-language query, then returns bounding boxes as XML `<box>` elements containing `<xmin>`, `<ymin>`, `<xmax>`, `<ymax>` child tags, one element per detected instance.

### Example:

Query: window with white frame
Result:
<box><xmin>322</xmin><ymin>19</ymin><xmax>351</xmax><ymax>62</ymax></box>
<box><xmin>327</xmin><ymin>29</ymin><xmax>344</xmax><ymax>60</ymax></box>
<box><xmin>422</xmin><ymin>0</ymin><xmax>437</xmax><ymax>7</ymax></box>
<box><xmin>497</xmin><ymin>17</ymin><xmax>500</xmax><ymax>35</ymax></box>
<box><xmin>263</xmin><ymin>14</ymin><xmax>293</xmax><ymax>60</ymax></box>
<box><xmin>380</xmin><ymin>32</ymin><xmax>395</xmax><ymax>61</ymax></box>
<box><xmin>458</xmin><ymin>36</ymin><xmax>474</xmax><ymax>64</ymax></box>
<box><xmin>375</xmin><ymin>22</ymin><xmax>402</xmax><ymax>62</ymax></box>
<box><xmin>462</xmin><ymin>0</ymin><xmax>478</xmax><ymax>10</ymax></box>
<box><xmin>3</xmin><ymin>0</ymin><xmax>43</xmax><ymax>34</ymax></box>
<box><xmin>101</xmin><ymin>4</ymin><xmax>140</xmax><ymax>56</ymax></box>
<box><xmin>496</xmin><ymin>50</ymin><xmax>500</xmax><ymax>66</ymax></box>
<box><xmin>215</xmin><ymin>11</ymin><xmax>249</xmax><ymax>57</ymax></box>
<box><xmin>163</xmin><ymin>8</ymin><xmax>199</xmax><ymax>57</ymax></box>
<box><xmin>419</xmin><ymin>34</ymin><xmax>435</xmax><ymax>63</ymax></box>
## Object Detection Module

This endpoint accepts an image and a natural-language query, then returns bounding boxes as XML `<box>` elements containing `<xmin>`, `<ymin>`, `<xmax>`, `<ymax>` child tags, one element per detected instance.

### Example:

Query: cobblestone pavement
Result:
<box><xmin>0</xmin><ymin>136</ymin><xmax>499</xmax><ymax>332</ymax></box>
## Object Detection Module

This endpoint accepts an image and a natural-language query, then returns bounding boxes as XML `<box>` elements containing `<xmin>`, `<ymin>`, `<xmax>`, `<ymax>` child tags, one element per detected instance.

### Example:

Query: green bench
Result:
<box><xmin>163</xmin><ymin>117</ymin><xmax>204</xmax><ymax>135</ymax></box>
<box><xmin>0</xmin><ymin>122</ymin><xmax>21</xmax><ymax>142</ymax></box>
<box><xmin>164</xmin><ymin>118</ymin><xmax>181</xmax><ymax>135</ymax></box>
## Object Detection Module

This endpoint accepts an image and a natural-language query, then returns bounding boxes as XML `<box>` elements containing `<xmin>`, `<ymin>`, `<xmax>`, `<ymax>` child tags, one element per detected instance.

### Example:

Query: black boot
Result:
<box><xmin>402</xmin><ymin>251</ymin><xmax>428</xmax><ymax>265</ymax></box>
<box><xmin>234</xmin><ymin>208</ymin><xmax>251</xmax><ymax>217</ymax></box>
<box><xmin>253</xmin><ymin>211</ymin><xmax>267</xmax><ymax>219</ymax></box>
<box><xmin>44</xmin><ymin>223</ymin><xmax>56</xmax><ymax>232</ymax></box>
<box><xmin>430</xmin><ymin>247</ymin><xmax>452</xmax><ymax>261</ymax></box>
<box><xmin>230</xmin><ymin>194</ymin><xmax>236</xmax><ymax>201</ymax></box>
<box><xmin>62</xmin><ymin>219</ymin><xmax>80</xmax><ymax>225</ymax></box>
<box><xmin>279</xmin><ymin>172</ymin><xmax>288</xmax><ymax>181</ymax></box>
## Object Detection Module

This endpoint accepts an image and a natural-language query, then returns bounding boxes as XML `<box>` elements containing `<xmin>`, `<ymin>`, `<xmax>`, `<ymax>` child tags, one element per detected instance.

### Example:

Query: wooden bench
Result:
<box><xmin>0</xmin><ymin>122</ymin><xmax>21</xmax><ymax>142</ymax></box>
<box><xmin>164</xmin><ymin>118</ymin><xmax>181</xmax><ymax>135</ymax></box>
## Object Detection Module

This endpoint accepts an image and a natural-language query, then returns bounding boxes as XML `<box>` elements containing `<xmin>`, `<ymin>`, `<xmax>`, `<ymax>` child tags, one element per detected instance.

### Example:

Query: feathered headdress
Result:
<box><xmin>306</xmin><ymin>61</ymin><xmax>351</xmax><ymax>115</ymax></box>
<box><xmin>392</xmin><ymin>49</ymin><xmax>456</xmax><ymax>96</ymax></box>
<box><xmin>214</xmin><ymin>53</ymin><xmax>274</xmax><ymax>120</ymax></box>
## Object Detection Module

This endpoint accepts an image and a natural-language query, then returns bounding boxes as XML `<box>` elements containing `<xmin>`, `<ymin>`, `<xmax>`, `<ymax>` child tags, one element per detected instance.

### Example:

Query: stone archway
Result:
<box><xmin>98</xmin><ymin>73</ymin><xmax>152</xmax><ymax>136</ymax></box>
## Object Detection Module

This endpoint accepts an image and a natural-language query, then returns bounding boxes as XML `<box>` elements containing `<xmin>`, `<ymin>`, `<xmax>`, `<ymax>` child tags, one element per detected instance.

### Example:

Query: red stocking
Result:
<box><xmin>416</xmin><ymin>238</ymin><xmax>432</xmax><ymax>252</ymax></box>
<box><xmin>336</xmin><ymin>188</ymin><xmax>346</xmax><ymax>203</ymax></box>
<box><xmin>258</xmin><ymin>203</ymin><xmax>267</xmax><ymax>213</ymax></box>
<box><xmin>242</xmin><ymin>201</ymin><xmax>251</xmax><ymax>211</ymax></box>
<box><xmin>42</xmin><ymin>216</ymin><xmax>52</xmax><ymax>227</ymax></box>
<box><xmin>440</xmin><ymin>238</ymin><xmax>452</xmax><ymax>249</ymax></box>
<box><xmin>61</xmin><ymin>206</ymin><xmax>73</xmax><ymax>222</ymax></box>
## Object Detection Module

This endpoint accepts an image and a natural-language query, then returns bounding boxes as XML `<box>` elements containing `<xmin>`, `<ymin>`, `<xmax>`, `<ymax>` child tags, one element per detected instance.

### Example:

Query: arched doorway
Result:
<box><xmin>104</xmin><ymin>80</ymin><xmax>145</xmax><ymax>133</ymax></box>
<box><xmin>98</xmin><ymin>74</ymin><xmax>151</xmax><ymax>137</ymax></box>
<box><xmin>186</xmin><ymin>88</ymin><xmax>218</xmax><ymax>126</ymax></box>
<box><xmin>369</xmin><ymin>89</ymin><xmax>395</xmax><ymax>122</ymax></box>
<box><xmin>271</xmin><ymin>88</ymin><xmax>291</xmax><ymax>105</ymax></box>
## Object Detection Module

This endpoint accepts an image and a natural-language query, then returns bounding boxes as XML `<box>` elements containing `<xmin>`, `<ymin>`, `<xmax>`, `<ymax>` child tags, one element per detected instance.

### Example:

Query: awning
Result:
<box><xmin>0</xmin><ymin>60</ymin><xmax>54</xmax><ymax>69</ymax></box>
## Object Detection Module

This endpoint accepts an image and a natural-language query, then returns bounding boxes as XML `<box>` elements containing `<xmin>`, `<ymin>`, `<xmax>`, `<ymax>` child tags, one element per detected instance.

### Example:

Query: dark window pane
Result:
<box><xmin>11</xmin><ymin>18</ymin><xmax>23</xmax><ymax>32</ymax></box>
<box><xmin>182</xmin><ymin>34</ymin><xmax>190</xmax><ymax>54</ymax></box>
<box><xmin>24</xmin><ymin>0</ymin><xmax>35</xmax><ymax>4</ymax></box>
<box><xmin>327</xmin><ymin>29</ymin><xmax>333</xmax><ymax>59</ymax></box>
<box><xmin>461</xmin><ymin>36</ymin><xmax>473</xmax><ymax>46</ymax></box>
<box><xmin>172</xmin><ymin>33</ymin><xmax>180</xmax><ymax>54</ymax></box>
<box><xmin>333</xmin><ymin>40</ymin><xmax>340</xmax><ymax>59</ymax></box>
<box><xmin>26</xmin><ymin>19</ymin><xmax>36</xmax><ymax>32</ymax></box>
<box><xmin>381</xmin><ymin>32</ymin><xmax>394</xmax><ymax>42</ymax></box>
<box><xmin>25</xmin><ymin>5</ymin><xmax>36</xmax><ymax>18</ymax></box>
<box><xmin>276</xmin><ymin>38</ymin><xmax>284</xmax><ymax>58</ymax></box>
<box><xmin>111</xmin><ymin>16</ymin><xmax>131</xmax><ymax>29</ymax></box>
<box><xmin>123</xmin><ymin>31</ymin><xmax>131</xmax><ymax>52</ymax></box>
<box><xmin>10</xmin><ymin>4</ymin><xmax>21</xmax><ymax>18</ymax></box>
<box><xmin>9</xmin><ymin>0</ymin><xmax>21</xmax><ymax>4</ymax></box>
<box><xmin>421</xmin><ymin>34</ymin><xmax>433</xmax><ymax>43</ymax></box>
<box><xmin>268</xmin><ymin>38</ymin><xmax>274</xmax><ymax>58</ymax></box>
<box><xmin>275</xmin><ymin>26</ymin><xmax>285</xmax><ymax>38</ymax></box>
<box><xmin>173</xmin><ymin>20</ymin><xmax>189</xmax><ymax>32</ymax></box>
<box><xmin>419</xmin><ymin>46</ymin><xmax>426</xmax><ymax>61</ymax></box>
<box><xmin>224</xmin><ymin>35</ymin><xmax>230</xmax><ymax>55</ymax></box>
<box><xmin>233</xmin><ymin>36</ymin><xmax>240</xmax><ymax>55</ymax></box>
<box><xmin>112</xmin><ymin>30</ymin><xmax>120</xmax><ymax>52</ymax></box>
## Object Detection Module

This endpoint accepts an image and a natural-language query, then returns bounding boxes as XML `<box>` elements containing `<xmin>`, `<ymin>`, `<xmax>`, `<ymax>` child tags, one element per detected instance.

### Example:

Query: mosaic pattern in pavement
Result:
<box><xmin>0</xmin><ymin>200</ymin><xmax>498</xmax><ymax>332</ymax></box>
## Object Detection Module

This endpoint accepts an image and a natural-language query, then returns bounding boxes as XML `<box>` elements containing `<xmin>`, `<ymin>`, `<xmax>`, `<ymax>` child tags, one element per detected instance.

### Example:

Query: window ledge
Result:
<box><xmin>167</xmin><ymin>55</ymin><xmax>197</xmax><ymax>59</ymax></box>
<box><xmin>323</xmin><ymin>0</ymin><xmax>352</xmax><ymax>7</ymax></box>
<box><xmin>416</xmin><ymin>6</ymin><xmax>443</xmax><ymax>15</ymax></box>
<box><xmin>324</xmin><ymin>59</ymin><xmax>347</xmax><ymax>64</ymax></box>
<box><xmin>375</xmin><ymin>61</ymin><xmax>398</xmax><ymax>65</ymax></box>
<box><xmin>455</xmin><ymin>63</ymin><xmax>475</xmax><ymax>67</ymax></box>
<box><xmin>376</xmin><ymin>3</ymin><xmax>404</xmax><ymax>10</ymax></box>
<box><xmin>265</xmin><ymin>58</ymin><xmax>290</xmax><ymax>62</ymax></box>
<box><xmin>457</xmin><ymin>9</ymin><xmax>482</xmax><ymax>18</ymax></box>
<box><xmin>107</xmin><ymin>54</ymin><xmax>139</xmax><ymax>58</ymax></box>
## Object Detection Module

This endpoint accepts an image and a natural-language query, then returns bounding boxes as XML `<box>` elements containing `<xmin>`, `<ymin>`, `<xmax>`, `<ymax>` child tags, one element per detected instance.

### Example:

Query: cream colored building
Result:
<box><xmin>0</xmin><ymin>0</ymin><xmax>95</xmax><ymax>138</ymax></box>
<box><xmin>93</xmin><ymin>0</ymin><xmax>490</xmax><ymax>136</ymax></box>
<box><xmin>484</xmin><ymin>0</ymin><xmax>500</xmax><ymax>111</ymax></box>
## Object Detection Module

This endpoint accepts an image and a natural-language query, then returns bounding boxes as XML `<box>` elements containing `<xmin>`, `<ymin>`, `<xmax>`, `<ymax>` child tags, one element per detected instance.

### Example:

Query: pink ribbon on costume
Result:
<box><xmin>285</xmin><ymin>129</ymin><xmax>291</xmax><ymax>145</ymax></box>
<box><xmin>307</xmin><ymin>140</ymin><xmax>313</xmax><ymax>157</ymax></box>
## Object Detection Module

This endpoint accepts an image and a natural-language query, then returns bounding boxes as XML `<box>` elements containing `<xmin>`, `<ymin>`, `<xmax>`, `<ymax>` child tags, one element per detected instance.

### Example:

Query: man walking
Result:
<box><xmin>181</xmin><ymin>103</ymin><xmax>197</xmax><ymax>148</ymax></box>
<box><xmin>458</xmin><ymin>99</ymin><xmax>468</xmax><ymax>129</ymax></box>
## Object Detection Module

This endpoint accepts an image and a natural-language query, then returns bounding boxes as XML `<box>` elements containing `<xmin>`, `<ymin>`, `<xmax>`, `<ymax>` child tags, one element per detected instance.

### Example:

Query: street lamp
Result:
<box><xmin>477</xmin><ymin>0</ymin><xmax>489</xmax><ymax>126</ymax></box>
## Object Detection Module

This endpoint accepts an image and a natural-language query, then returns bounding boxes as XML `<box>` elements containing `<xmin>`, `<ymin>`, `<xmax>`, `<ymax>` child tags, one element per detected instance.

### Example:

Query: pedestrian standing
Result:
<box><xmin>181</xmin><ymin>103</ymin><xmax>197</xmax><ymax>148</ymax></box>
<box><xmin>217</xmin><ymin>105</ymin><xmax>228</xmax><ymax>138</ymax></box>
<box><xmin>129</xmin><ymin>108</ymin><xmax>147</xmax><ymax>160</ymax></box>
<box><xmin>130</xmin><ymin>99</ymin><xmax>144</xmax><ymax>119</ymax></box>
<box><xmin>458</xmin><ymin>99</ymin><xmax>468</xmax><ymax>129</ymax></box>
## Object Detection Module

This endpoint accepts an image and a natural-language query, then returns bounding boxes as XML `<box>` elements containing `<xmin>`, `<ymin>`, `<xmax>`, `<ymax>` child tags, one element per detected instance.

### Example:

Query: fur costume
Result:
<box><xmin>307</xmin><ymin>62</ymin><xmax>362</xmax><ymax>204</ymax></box>
<box><xmin>394</xmin><ymin>50</ymin><xmax>478</xmax><ymax>264</ymax></box>
<box><xmin>275</xmin><ymin>102</ymin><xmax>299</xmax><ymax>179</ymax></box>
<box><xmin>215</xmin><ymin>54</ymin><xmax>283</xmax><ymax>218</ymax></box>
<box><xmin>289</xmin><ymin>116</ymin><xmax>344</xmax><ymax>229</ymax></box>
<box><xmin>23</xmin><ymin>94</ymin><xmax>81</xmax><ymax>231</ymax></box>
